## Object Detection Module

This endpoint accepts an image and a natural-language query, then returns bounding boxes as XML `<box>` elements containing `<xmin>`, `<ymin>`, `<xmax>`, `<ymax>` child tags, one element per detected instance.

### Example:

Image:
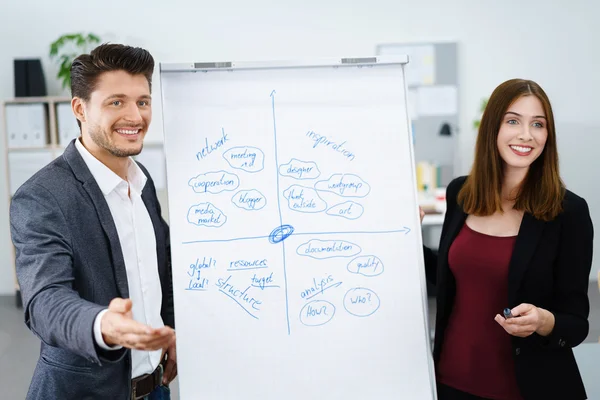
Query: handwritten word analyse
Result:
<box><xmin>187</xmin><ymin>203</ymin><xmax>227</xmax><ymax>227</ymax></box>
<box><xmin>216</xmin><ymin>275</ymin><xmax>262</xmax><ymax>319</ymax></box>
<box><xmin>315</xmin><ymin>174</ymin><xmax>370</xmax><ymax>197</ymax></box>
<box><xmin>326</xmin><ymin>201</ymin><xmax>364</xmax><ymax>220</ymax></box>
<box><xmin>283</xmin><ymin>185</ymin><xmax>327</xmax><ymax>213</ymax></box>
<box><xmin>196</xmin><ymin>128</ymin><xmax>230</xmax><ymax>161</ymax></box>
<box><xmin>343</xmin><ymin>288</ymin><xmax>380</xmax><ymax>317</ymax></box>
<box><xmin>300</xmin><ymin>274</ymin><xmax>343</xmax><ymax>300</ymax></box>
<box><xmin>297</xmin><ymin>239</ymin><xmax>362</xmax><ymax>259</ymax></box>
<box><xmin>347</xmin><ymin>256</ymin><xmax>384</xmax><ymax>277</ymax></box>
<box><xmin>188</xmin><ymin>171</ymin><xmax>239</xmax><ymax>194</ymax></box>
<box><xmin>299</xmin><ymin>300</ymin><xmax>336</xmax><ymax>326</ymax></box>
<box><xmin>223</xmin><ymin>146</ymin><xmax>265</xmax><ymax>173</ymax></box>
<box><xmin>232</xmin><ymin>189</ymin><xmax>266</xmax><ymax>211</ymax></box>
<box><xmin>306</xmin><ymin>130</ymin><xmax>355</xmax><ymax>161</ymax></box>
<box><xmin>279</xmin><ymin>159</ymin><xmax>321</xmax><ymax>180</ymax></box>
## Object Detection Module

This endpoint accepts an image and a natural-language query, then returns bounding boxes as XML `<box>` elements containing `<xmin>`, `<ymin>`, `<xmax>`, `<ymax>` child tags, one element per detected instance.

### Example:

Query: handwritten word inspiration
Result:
<box><xmin>306</xmin><ymin>130</ymin><xmax>355</xmax><ymax>161</ymax></box>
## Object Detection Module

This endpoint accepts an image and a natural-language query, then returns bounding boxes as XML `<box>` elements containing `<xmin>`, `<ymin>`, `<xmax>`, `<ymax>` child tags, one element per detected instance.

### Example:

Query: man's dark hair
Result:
<box><xmin>70</xmin><ymin>43</ymin><xmax>154</xmax><ymax>127</ymax></box>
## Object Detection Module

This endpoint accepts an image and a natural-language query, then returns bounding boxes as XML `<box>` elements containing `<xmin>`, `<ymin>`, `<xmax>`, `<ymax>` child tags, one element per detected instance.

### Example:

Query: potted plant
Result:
<box><xmin>49</xmin><ymin>33</ymin><xmax>101</xmax><ymax>90</ymax></box>
<box><xmin>472</xmin><ymin>97</ymin><xmax>488</xmax><ymax>130</ymax></box>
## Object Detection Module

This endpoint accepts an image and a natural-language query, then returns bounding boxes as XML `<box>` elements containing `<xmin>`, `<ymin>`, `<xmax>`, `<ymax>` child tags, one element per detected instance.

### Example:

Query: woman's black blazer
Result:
<box><xmin>424</xmin><ymin>176</ymin><xmax>594</xmax><ymax>400</ymax></box>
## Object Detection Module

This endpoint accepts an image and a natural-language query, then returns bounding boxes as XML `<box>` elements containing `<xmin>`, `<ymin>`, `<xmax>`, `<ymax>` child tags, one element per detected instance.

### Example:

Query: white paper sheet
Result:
<box><xmin>417</xmin><ymin>85</ymin><xmax>458</xmax><ymax>116</ymax></box>
<box><xmin>378</xmin><ymin>44</ymin><xmax>435</xmax><ymax>86</ymax></box>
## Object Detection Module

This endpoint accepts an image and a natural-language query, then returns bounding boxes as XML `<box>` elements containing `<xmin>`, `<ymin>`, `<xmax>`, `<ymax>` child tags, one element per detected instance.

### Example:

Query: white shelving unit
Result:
<box><xmin>2</xmin><ymin>96</ymin><xmax>77</xmax><ymax>306</ymax></box>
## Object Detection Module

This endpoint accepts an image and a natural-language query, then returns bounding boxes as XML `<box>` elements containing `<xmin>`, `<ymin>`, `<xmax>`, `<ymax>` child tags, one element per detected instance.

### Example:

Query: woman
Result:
<box><xmin>422</xmin><ymin>79</ymin><xmax>594</xmax><ymax>400</ymax></box>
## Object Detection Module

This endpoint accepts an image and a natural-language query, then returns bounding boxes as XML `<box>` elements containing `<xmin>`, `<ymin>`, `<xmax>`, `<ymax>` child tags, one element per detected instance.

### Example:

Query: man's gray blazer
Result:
<box><xmin>9</xmin><ymin>140</ymin><xmax>175</xmax><ymax>400</ymax></box>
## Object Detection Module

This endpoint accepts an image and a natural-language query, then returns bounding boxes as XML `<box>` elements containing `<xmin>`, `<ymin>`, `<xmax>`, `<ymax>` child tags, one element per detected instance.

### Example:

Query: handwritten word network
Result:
<box><xmin>196</xmin><ymin>128</ymin><xmax>230</xmax><ymax>161</ymax></box>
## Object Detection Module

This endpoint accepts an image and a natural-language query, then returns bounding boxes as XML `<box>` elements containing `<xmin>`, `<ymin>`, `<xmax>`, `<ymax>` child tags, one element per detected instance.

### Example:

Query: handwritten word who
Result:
<box><xmin>196</xmin><ymin>128</ymin><xmax>230</xmax><ymax>161</ymax></box>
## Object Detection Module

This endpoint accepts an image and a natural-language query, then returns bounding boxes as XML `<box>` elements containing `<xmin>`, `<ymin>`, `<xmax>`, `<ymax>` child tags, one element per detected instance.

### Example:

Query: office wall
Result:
<box><xmin>0</xmin><ymin>0</ymin><xmax>599</xmax><ymax>294</ymax></box>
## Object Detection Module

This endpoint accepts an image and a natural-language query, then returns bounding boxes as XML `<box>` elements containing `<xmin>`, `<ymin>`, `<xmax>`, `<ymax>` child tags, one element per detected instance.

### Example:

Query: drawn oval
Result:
<box><xmin>279</xmin><ymin>158</ymin><xmax>321</xmax><ymax>180</ymax></box>
<box><xmin>223</xmin><ymin>146</ymin><xmax>265</xmax><ymax>173</ymax></box>
<box><xmin>315</xmin><ymin>173</ymin><xmax>371</xmax><ymax>197</ymax></box>
<box><xmin>299</xmin><ymin>300</ymin><xmax>336</xmax><ymax>326</ymax></box>
<box><xmin>232</xmin><ymin>189</ymin><xmax>267</xmax><ymax>211</ymax></box>
<box><xmin>326</xmin><ymin>201</ymin><xmax>364</xmax><ymax>220</ymax></box>
<box><xmin>188</xmin><ymin>170</ymin><xmax>240</xmax><ymax>194</ymax></box>
<box><xmin>269</xmin><ymin>225</ymin><xmax>295</xmax><ymax>244</ymax></box>
<box><xmin>187</xmin><ymin>203</ymin><xmax>227</xmax><ymax>227</ymax></box>
<box><xmin>283</xmin><ymin>185</ymin><xmax>327</xmax><ymax>213</ymax></box>
<box><xmin>343</xmin><ymin>288</ymin><xmax>380</xmax><ymax>317</ymax></box>
<box><xmin>347</xmin><ymin>256</ymin><xmax>384</xmax><ymax>277</ymax></box>
<box><xmin>296</xmin><ymin>239</ymin><xmax>361</xmax><ymax>259</ymax></box>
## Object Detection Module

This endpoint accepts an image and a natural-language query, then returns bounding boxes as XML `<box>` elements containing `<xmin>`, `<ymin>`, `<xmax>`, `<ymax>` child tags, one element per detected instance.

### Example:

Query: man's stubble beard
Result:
<box><xmin>89</xmin><ymin>125</ymin><xmax>143</xmax><ymax>157</ymax></box>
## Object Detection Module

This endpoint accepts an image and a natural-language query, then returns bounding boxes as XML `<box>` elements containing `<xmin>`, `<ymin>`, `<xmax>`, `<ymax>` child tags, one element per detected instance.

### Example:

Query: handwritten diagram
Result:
<box><xmin>179</xmin><ymin>89</ymin><xmax>411</xmax><ymax>334</ymax></box>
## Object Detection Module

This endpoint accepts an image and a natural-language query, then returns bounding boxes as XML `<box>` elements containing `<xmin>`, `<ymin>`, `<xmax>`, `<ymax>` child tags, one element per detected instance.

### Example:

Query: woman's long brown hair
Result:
<box><xmin>457</xmin><ymin>79</ymin><xmax>564</xmax><ymax>221</ymax></box>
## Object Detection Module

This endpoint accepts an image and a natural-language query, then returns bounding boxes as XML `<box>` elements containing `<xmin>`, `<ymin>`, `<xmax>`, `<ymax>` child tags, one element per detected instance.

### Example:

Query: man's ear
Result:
<box><xmin>72</xmin><ymin>97</ymin><xmax>86</xmax><ymax>124</ymax></box>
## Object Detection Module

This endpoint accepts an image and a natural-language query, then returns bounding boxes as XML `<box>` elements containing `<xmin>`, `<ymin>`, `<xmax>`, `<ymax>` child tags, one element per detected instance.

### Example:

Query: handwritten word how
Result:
<box><xmin>306</xmin><ymin>130</ymin><xmax>355</xmax><ymax>161</ymax></box>
<box><xmin>223</xmin><ymin>146</ymin><xmax>265</xmax><ymax>173</ymax></box>
<box><xmin>297</xmin><ymin>239</ymin><xmax>362</xmax><ymax>259</ymax></box>
<box><xmin>299</xmin><ymin>300</ymin><xmax>336</xmax><ymax>326</ymax></box>
<box><xmin>315</xmin><ymin>173</ymin><xmax>370</xmax><ymax>197</ymax></box>
<box><xmin>188</xmin><ymin>171</ymin><xmax>239</xmax><ymax>194</ymax></box>
<box><xmin>282</xmin><ymin>185</ymin><xmax>327</xmax><ymax>213</ymax></box>
<box><xmin>196</xmin><ymin>128</ymin><xmax>230</xmax><ymax>161</ymax></box>
<box><xmin>279</xmin><ymin>159</ymin><xmax>321</xmax><ymax>180</ymax></box>
<box><xmin>187</xmin><ymin>203</ymin><xmax>227</xmax><ymax>227</ymax></box>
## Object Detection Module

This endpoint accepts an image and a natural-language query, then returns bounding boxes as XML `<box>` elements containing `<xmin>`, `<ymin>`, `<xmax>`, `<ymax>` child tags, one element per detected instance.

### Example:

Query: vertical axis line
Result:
<box><xmin>271</xmin><ymin>90</ymin><xmax>291</xmax><ymax>335</ymax></box>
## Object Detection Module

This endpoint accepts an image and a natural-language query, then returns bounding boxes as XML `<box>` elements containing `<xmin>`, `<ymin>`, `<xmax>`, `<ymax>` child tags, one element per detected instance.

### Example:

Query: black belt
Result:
<box><xmin>131</xmin><ymin>359</ymin><xmax>165</xmax><ymax>399</ymax></box>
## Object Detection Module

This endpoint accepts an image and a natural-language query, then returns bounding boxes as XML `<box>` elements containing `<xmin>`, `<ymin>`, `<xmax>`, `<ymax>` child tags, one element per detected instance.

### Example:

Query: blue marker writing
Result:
<box><xmin>503</xmin><ymin>308</ymin><xmax>513</xmax><ymax>319</ymax></box>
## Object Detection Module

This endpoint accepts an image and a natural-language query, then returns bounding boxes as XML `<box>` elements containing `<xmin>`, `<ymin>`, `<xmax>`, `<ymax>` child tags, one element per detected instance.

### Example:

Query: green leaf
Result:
<box><xmin>87</xmin><ymin>33</ymin><xmax>100</xmax><ymax>42</ymax></box>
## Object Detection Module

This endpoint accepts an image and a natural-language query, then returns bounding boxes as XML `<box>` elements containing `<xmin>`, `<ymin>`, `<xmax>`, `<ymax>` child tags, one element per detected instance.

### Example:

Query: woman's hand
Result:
<box><xmin>494</xmin><ymin>303</ymin><xmax>555</xmax><ymax>337</ymax></box>
<box><xmin>419</xmin><ymin>206</ymin><xmax>425</xmax><ymax>223</ymax></box>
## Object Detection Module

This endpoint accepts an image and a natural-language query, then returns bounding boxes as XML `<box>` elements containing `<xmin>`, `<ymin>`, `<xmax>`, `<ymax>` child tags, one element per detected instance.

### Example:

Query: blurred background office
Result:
<box><xmin>1</xmin><ymin>0</ymin><xmax>598</xmax><ymax>398</ymax></box>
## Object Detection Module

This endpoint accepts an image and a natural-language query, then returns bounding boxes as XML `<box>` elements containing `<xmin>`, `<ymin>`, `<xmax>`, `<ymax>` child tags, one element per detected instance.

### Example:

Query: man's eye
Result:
<box><xmin>112</xmin><ymin>100</ymin><xmax>121</xmax><ymax>106</ymax></box>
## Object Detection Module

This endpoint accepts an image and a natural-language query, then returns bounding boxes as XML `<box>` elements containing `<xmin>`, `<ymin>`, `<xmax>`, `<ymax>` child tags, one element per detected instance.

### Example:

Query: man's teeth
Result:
<box><xmin>510</xmin><ymin>145</ymin><xmax>532</xmax><ymax>153</ymax></box>
<box><xmin>117</xmin><ymin>129</ymin><xmax>139</xmax><ymax>135</ymax></box>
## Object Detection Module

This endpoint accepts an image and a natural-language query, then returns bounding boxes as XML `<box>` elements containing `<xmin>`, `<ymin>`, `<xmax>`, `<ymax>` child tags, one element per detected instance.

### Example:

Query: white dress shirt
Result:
<box><xmin>75</xmin><ymin>138</ymin><xmax>164</xmax><ymax>378</ymax></box>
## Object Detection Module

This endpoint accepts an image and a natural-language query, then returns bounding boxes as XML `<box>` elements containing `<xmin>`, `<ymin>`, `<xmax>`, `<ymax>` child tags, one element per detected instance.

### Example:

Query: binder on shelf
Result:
<box><xmin>5</xmin><ymin>103</ymin><xmax>48</xmax><ymax>148</ymax></box>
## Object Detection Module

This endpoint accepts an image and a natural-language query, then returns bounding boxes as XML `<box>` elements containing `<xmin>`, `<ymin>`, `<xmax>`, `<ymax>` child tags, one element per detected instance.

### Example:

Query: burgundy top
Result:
<box><xmin>436</xmin><ymin>223</ymin><xmax>524</xmax><ymax>400</ymax></box>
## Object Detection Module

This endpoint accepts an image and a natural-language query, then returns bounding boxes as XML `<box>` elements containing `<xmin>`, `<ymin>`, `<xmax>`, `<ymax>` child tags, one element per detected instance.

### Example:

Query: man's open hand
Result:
<box><xmin>101</xmin><ymin>298</ymin><xmax>175</xmax><ymax>350</ymax></box>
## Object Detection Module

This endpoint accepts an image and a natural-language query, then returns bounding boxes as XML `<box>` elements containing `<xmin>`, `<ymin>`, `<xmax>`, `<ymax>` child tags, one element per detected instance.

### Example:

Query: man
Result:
<box><xmin>10</xmin><ymin>43</ymin><xmax>176</xmax><ymax>399</ymax></box>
